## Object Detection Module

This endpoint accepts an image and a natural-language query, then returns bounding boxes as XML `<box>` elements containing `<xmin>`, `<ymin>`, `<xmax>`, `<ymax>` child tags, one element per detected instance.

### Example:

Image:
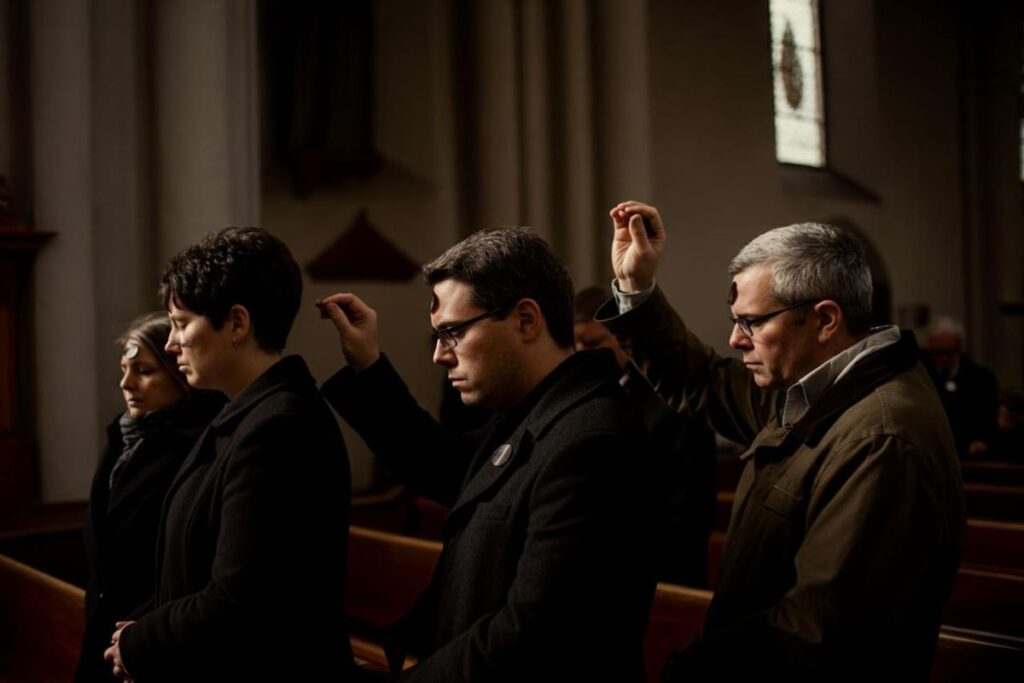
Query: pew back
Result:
<box><xmin>0</xmin><ymin>554</ymin><xmax>85</xmax><ymax>682</ymax></box>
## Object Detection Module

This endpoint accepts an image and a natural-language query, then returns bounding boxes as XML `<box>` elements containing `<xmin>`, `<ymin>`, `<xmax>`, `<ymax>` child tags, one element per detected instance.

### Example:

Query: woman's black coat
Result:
<box><xmin>117</xmin><ymin>356</ymin><xmax>355</xmax><ymax>682</ymax></box>
<box><xmin>74</xmin><ymin>395</ymin><xmax>222</xmax><ymax>683</ymax></box>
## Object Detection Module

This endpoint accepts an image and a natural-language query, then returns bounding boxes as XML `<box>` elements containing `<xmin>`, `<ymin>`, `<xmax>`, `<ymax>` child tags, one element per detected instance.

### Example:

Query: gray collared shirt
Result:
<box><xmin>780</xmin><ymin>325</ymin><xmax>901</xmax><ymax>426</ymax></box>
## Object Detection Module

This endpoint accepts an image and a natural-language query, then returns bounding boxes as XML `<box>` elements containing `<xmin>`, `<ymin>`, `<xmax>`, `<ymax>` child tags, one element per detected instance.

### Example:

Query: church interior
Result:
<box><xmin>0</xmin><ymin>1</ymin><xmax>1022</xmax><ymax>680</ymax></box>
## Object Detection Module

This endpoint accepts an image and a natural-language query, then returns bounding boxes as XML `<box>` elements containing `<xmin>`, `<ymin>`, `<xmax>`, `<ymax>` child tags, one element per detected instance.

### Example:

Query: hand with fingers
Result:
<box><xmin>103</xmin><ymin>621</ymin><xmax>136</xmax><ymax>681</ymax></box>
<box><xmin>609</xmin><ymin>200</ymin><xmax>667</xmax><ymax>293</ymax></box>
<box><xmin>316</xmin><ymin>293</ymin><xmax>381</xmax><ymax>372</ymax></box>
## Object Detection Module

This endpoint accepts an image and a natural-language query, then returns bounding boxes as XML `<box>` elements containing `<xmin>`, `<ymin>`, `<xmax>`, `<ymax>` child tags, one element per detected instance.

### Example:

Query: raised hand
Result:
<box><xmin>609</xmin><ymin>200</ymin><xmax>666</xmax><ymax>293</ymax></box>
<box><xmin>316</xmin><ymin>293</ymin><xmax>381</xmax><ymax>372</ymax></box>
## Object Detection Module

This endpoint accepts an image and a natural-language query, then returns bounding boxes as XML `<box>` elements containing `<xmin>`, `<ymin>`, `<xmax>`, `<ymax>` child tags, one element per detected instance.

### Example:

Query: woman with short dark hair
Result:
<box><xmin>75</xmin><ymin>313</ymin><xmax>222</xmax><ymax>683</ymax></box>
<box><xmin>105</xmin><ymin>227</ymin><xmax>354</xmax><ymax>682</ymax></box>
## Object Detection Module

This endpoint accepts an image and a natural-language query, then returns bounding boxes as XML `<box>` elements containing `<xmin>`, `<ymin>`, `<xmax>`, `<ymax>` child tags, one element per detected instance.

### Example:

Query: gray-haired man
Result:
<box><xmin>597</xmin><ymin>201</ymin><xmax>964</xmax><ymax>681</ymax></box>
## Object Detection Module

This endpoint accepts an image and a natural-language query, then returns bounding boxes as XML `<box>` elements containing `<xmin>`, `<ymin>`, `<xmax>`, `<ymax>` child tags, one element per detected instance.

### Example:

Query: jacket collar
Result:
<box><xmin>444</xmin><ymin>350</ymin><xmax>621</xmax><ymax>529</ymax></box>
<box><xmin>741</xmin><ymin>331</ymin><xmax>923</xmax><ymax>458</ymax></box>
<box><xmin>790</xmin><ymin>330</ymin><xmax>921</xmax><ymax>446</ymax></box>
<box><xmin>210</xmin><ymin>355</ymin><xmax>313</xmax><ymax>431</ymax></box>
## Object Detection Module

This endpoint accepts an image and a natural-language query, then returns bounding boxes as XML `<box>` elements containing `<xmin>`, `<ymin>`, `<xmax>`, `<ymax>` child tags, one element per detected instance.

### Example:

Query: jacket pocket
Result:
<box><xmin>473</xmin><ymin>501</ymin><xmax>511</xmax><ymax>521</ymax></box>
<box><xmin>761</xmin><ymin>484</ymin><xmax>802</xmax><ymax>519</ymax></box>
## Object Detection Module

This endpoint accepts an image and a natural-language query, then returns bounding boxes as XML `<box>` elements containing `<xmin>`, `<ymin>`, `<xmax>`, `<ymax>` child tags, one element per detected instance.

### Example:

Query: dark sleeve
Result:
<box><xmin>403</xmin><ymin>429</ymin><xmax>656</xmax><ymax>681</ymax></box>
<box><xmin>322</xmin><ymin>354</ymin><xmax>477</xmax><ymax>506</ymax></box>
<box><xmin>599</xmin><ymin>286</ymin><xmax>776</xmax><ymax>448</ymax></box>
<box><xmin>118</xmin><ymin>408</ymin><xmax>349</xmax><ymax>679</ymax></box>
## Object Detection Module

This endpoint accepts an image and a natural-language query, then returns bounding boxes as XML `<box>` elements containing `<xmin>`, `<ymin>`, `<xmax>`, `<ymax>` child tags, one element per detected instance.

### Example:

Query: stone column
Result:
<box><xmin>153</xmin><ymin>0</ymin><xmax>260</xmax><ymax>263</ymax></box>
<box><xmin>31</xmin><ymin>0</ymin><xmax>99</xmax><ymax>501</ymax></box>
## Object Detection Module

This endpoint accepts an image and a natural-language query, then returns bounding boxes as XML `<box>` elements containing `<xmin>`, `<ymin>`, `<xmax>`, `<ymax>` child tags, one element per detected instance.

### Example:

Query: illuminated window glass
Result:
<box><xmin>770</xmin><ymin>0</ymin><xmax>825</xmax><ymax>167</ymax></box>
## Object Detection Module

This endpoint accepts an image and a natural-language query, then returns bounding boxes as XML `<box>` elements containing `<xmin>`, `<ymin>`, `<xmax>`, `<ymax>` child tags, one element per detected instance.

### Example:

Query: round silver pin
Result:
<box><xmin>123</xmin><ymin>342</ymin><xmax>140</xmax><ymax>359</ymax></box>
<box><xmin>491</xmin><ymin>443</ymin><xmax>512</xmax><ymax>467</ymax></box>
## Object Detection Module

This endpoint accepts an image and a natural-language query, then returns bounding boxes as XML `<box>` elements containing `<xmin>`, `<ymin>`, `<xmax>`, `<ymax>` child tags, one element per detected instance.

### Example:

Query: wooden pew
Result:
<box><xmin>346</xmin><ymin>526</ymin><xmax>441</xmax><ymax>637</ymax></box>
<box><xmin>959</xmin><ymin>459</ymin><xmax>1024</xmax><ymax>487</ymax></box>
<box><xmin>962</xmin><ymin>518</ymin><xmax>1024</xmax><ymax>572</ymax></box>
<box><xmin>350</xmin><ymin>485</ymin><xmax>416</xmax><ymax>536</ymax></box>
<box><xmin>0</xmin><ymin>553</ymin><xmax>85</xmax><ymax>682</ymax></box>
<box><xmin>0</xmin><ymin>501</ymin><xmax>88</xmax><ymax>587</ymax></box>
<box><xmin>707</xmin><ymin>529</ymin><xmax>1024</xmax><ymax>637</ymax></box>
<box><xmin>963</xmin><ymin>482</ymin><xmax>1024</xmax><ymax>522</ymax></box>
<box><xmin>641</xmin><ymin>583</ymin><xmax>1024</xmax><ymax>683</ymax></box>
<box><xmin>343</xmin><ymin>527</ymin><xmax>1024</xmax><ymax>681</ymax></box>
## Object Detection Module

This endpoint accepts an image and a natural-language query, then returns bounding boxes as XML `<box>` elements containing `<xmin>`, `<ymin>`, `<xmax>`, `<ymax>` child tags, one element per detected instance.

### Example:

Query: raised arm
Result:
<box><xmin>603</xmin><ymin>202</ymin><xmax>775</xmax><ymax>446</ymax></box>
<box><xmin>318</xmin><ymin>292</ymin><xmax>477</xmax><ymax>506</ymax></box>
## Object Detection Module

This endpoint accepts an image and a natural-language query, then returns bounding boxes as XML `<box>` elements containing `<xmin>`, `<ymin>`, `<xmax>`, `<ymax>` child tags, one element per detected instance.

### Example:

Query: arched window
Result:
<box><xmin>770</xmin><ymin>0</ymin><xmax>825</xmax><ymax>167</ymax></box>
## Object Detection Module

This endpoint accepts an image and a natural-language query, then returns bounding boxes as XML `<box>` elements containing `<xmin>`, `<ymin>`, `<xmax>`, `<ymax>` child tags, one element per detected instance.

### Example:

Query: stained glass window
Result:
<box><xmin>770</xmin><ymin>0</ymin><xmax>825</xmax><ymax>167</ymax></box>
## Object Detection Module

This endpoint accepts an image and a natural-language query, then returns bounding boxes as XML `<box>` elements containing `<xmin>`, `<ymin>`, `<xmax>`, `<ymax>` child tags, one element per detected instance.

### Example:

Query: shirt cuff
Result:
<box><xmin>612</xmin><ymin>278</ymin><xmax>656</xmax><ymax>313</ymax></box>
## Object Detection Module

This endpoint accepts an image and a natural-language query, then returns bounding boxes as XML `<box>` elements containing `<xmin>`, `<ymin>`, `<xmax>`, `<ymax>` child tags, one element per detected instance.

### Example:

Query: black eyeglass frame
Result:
<box><xmin>432</xmin><ymin>304</ymin><xmax>513</xmax><ymax>350</ymax></box>
<box><xmin>730</xmin><ymin>300</ymin><xmax>818</xmax><ymax>338</ymax></box>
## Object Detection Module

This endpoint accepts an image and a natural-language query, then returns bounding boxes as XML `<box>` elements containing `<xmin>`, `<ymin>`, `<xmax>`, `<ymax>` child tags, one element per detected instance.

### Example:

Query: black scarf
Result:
<box><xmin>108</xmin><ymin>408</ymin><xmax>173</xmax><ymax>490</ymax></box>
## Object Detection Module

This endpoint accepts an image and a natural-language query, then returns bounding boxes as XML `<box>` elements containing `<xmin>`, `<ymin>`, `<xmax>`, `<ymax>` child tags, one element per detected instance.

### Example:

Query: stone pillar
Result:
<box><xmin>591</xmin><ymin>0</ymin><xmax>651</xmax><ymax>284</ymax></box>
<box><xmin>31</xmin><ymin>0</ymin><xmax>99</xmax><ymax>501</ymax></box>
<box><xmin>559</xmin><ymin>0</ymin><xmax>597</xmax><ymax>287</ymax></box>
<box><xmin>153</xmin><ymin>0</ymin><xmax>260</xmax><ymax>263</ymax></box>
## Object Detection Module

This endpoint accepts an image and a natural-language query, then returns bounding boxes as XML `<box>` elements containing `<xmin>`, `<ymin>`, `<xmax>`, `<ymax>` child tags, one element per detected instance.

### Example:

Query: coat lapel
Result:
<box><xmin>441</xmin><ymin>350</ymin><xmax>619</xmax><ymax>536</ymax></box>
<box><xmin>151</xmin><ymin>423</ymin><xmax>216</xmax><ymax>585</ymax></box>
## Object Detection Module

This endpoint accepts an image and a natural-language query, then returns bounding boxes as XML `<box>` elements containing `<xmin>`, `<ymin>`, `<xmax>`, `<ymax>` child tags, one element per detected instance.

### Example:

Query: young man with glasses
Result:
<box><xmin>596</xmin><ymin>201</ymin><xmax>964</xmax><ymax>682</ymax></box>
<box><xmin>317</xmin><ymin>227</ymin><xmax>657</xmax><ymax>681</ymax></box>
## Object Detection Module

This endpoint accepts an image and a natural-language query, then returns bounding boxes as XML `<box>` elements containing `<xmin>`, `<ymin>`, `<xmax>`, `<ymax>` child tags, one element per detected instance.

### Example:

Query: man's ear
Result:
<box><xmin>514</xmin><ymin>299</ymin><xmax>544</xmax><ymax>342</ymax></box>
<box><xmin>228</xmin><ymin>304</ymin><xmax>252</xmax><ymax>340</ymax></box>
<box><xmin>814</xmin><ymin>300</ymin><xmax>843</xmax><ymax>343</ymax></box>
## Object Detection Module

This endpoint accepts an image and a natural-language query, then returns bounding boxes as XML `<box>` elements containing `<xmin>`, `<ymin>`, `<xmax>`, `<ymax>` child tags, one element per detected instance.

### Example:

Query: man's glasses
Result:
<box><xmin>730</xmin><ymin>300</ymin><xmax>817</xmax><ymax>338</ymax></box>
<box><xmin>432</xmin><ymin>305</ymin><xmax>511</xmax><ymax>350</ymax></box>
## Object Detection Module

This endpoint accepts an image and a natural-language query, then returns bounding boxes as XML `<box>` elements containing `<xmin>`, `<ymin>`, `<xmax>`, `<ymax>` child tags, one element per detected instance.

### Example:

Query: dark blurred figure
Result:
<box><xmin>924</xmin><ymin>317</ymin><xmax>999</xmax><ymax>458</ymax></box>
<box><xmin>575</xmin><ymin>285</ymin><xmax>716</xmax><ymax>587</ymax></box>
<box><xmin>989</xmin><ymin>391</ymin><xmax>1024</xmax><ymax>461</ymax></box>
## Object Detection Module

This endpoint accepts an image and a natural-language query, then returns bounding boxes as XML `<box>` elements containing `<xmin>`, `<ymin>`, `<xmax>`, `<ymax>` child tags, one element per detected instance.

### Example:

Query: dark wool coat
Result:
<box><xmin>601</xmin><ymin>287</ymin><xmax>965</xmax><ymax>683</ymax></box>
<box><xmin>74</xmin><ymin>395</ymin><xmax>222</xmax><ymax>683</ymax></box>
<box><xmin>323</xmin><ymin>350</ymin><xmax>658</xmax><ymax>682</ymax></box>
<box><xmin>118</xmin><ymin>356</ymin><xmax>354</xmax><ymax>682</ymax></box>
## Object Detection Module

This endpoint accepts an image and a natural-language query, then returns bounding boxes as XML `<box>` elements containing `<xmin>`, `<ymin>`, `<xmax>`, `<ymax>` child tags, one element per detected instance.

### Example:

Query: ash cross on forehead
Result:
<box><xmin>728</xmin><ymin>281</ymin><xmax>738</xmax><ymax>306</ymax></box>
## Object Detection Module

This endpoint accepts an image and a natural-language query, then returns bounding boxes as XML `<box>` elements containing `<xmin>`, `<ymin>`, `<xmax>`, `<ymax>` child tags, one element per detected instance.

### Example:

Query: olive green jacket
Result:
<box><xmin>600</xmin><ymin>287</ymin><xmax>965</xmax><ymax>682</ymax></box>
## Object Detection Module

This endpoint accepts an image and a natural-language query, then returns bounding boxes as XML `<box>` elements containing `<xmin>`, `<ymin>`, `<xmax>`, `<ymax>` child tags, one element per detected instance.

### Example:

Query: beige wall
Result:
<box><xmin>263</xmin><ymin>0</ymin><xmax>458</xmax><ymax>492</ymax></box>
<box><xmin>647</xmin><ymin>0</ymin><xmax>966</xmax><ymax>355</ymax></box>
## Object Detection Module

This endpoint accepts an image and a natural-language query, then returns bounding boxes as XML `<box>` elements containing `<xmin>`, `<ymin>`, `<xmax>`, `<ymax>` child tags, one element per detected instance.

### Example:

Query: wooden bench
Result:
<box><xmin>0</xmin><ymin>501</ymin><xmax>88</xmax><ymax>587</ymax></box>
<box><xmin>346</xmin><ymin>526</ymin><xmax>440</xmax><ymax>638</ymax></box>
<box><xmin>960</xmin><ymin>459</ymin><xmax>1024</xmax><ymax>487</ymax></box>
<box><xmin>707</xmin><ymin>530</ymin><xmax>1024</xmax><ymax>637</ymax></box>
<box><xmin>962</xmin><ymin>518</ymin><xmax>1024</xmax><ymax>572</ymax></box>
<box><xmin>963</xmin><ymin>482</ymin><xmax>1024</xmax><ymax>521</ymax></box>
<box><xmin>4</xmin><ymin>528</ymin><xmax>1022</xmax><ymax>683</ymax></box>
<box><xmin>343</xmin><ymin>527</ymin><xmax>1024</xmax><ymax>681</ymax></box>
<box><xmin>0</xmin><ymin>553</ymin><xmax>85</xmax><ymax>681</ymax></box>
<box><xmin>641</xmin><ymin>583</ymin><xmax>1024</xmax><ymax>683</ymax></box>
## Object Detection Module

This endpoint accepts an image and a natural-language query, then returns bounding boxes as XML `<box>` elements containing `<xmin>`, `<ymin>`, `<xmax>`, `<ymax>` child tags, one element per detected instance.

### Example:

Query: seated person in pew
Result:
<box><xmin>923</xmin><ymin>316</ymin><xmax>1000</xmax><ymax>458</ymax></box>
<box><xmin>104</xmin><ymin>228</ymin><xmax>355</xmax><ymax>682</ymax></box>
<box><xmin>75</xmin><ymin>313</ymin><xmax>222</xmax><ymax>683</ymax></box>
<box><xmin>574</xmin><ymin>285</ymin><xmax>716</xmax><ymax>587</ymax></box>
<box><xmin>317</xmin><ymin>227</ymin><xmax>658</xmax><ymax>681</ymax></box>
<box><xmin>597</xmin><ymin>201</ymin><xmax>966</xmax><ymax>681</ymax></box>
<box><xmin>989</xmin><ymin>390</ymin><xmax>1024</xmax><ymax>462</ymax></box>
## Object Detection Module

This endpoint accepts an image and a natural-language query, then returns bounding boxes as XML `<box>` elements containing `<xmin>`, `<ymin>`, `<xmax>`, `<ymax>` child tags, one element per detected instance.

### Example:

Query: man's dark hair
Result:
<box><xmin>423</xmin><ymin>227</ymin><xmax>575</xmax><ymax>349</ymax></box>
<box><xmin>159</xmin><ymin>227</ymin><xmax>302</xmax><ymax>352</ymax></box>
